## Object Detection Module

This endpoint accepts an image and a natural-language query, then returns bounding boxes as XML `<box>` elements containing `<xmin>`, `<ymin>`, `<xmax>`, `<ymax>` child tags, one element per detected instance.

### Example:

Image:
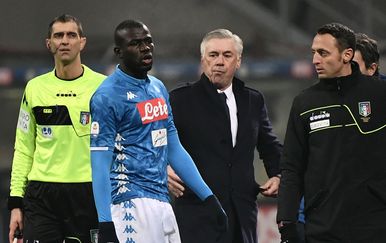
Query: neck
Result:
<box><xmin>119</xmin><ymin>64</ymin><xmax>147</xmax><ymax>79</ymax></box>
<box><xmin>54</xmin><ymin>57</ymin><xmax>83</xmax><ymax>79</ymax></box>
<box><xmin>338</xmin><ymin>63</ymin><xmax>353</xmax><ymax>77</ymax></box>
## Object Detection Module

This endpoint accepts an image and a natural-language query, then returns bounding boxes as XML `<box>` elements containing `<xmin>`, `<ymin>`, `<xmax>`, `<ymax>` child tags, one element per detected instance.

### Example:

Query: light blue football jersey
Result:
<box><xmin>90</xmin><ymin>66</ymin><xmax>176</xmax><ymax>204</ymax></box>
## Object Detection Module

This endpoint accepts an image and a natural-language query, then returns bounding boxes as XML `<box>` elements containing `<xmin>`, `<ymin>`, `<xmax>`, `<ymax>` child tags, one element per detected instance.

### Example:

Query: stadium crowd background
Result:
<box><xmin>1</xmin><ymin>0</ymin><xmax>385</xmax><ymax>242</ymax></box>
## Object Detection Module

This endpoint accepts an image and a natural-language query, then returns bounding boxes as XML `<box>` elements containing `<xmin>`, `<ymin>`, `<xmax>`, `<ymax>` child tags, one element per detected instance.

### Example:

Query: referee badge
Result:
<box><xmin>80</xmin><ymin>111</ymin><xmax>90</xmax><ymax>125</ymax></box>
<box><xmin>358</xmin><ymin>101</ymin><xmax>371</xmax><ymax>122</ymax></box>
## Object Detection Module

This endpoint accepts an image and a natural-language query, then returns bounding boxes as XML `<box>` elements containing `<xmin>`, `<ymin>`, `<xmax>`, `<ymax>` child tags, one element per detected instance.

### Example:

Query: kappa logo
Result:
<box><xmin>137</xmin><ymin>98</ymin><xmax>168</xmax><ymax>124</ymax></box>
<box><xmin>127</xmin><ymin>91</ymin><xmax>137</xmax><ymax>100</ymax></box>
<box><xmin>117</xmin><ymin>186</ymin><xmax>130</xmax><ymax>194</ymax></box>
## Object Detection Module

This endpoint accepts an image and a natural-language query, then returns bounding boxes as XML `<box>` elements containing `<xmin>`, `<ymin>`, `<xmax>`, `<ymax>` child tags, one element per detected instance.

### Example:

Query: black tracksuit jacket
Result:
<box><xmin>277</xmin><ymin>62</ymin><xmax>386</xmax><ymax>243</ymax></box>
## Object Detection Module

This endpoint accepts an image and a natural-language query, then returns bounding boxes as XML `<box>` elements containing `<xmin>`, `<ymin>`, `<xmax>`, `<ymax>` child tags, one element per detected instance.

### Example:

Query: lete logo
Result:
<box><xmin>137</xmin><ymin>98</ymin><xmax>168</xmax><ymax>124</ymax></box>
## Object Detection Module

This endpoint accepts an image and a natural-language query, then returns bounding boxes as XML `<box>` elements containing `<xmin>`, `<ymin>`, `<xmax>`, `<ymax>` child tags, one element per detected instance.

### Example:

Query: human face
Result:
<box><xmin>201</xmin><ymin>38</ymin><xmax>241</xmax><ymax>90</ymax></box>
<box><xmin>353</xmin><ymin>50</ymin><xmax>377</xmax><ymax>76</ymax></box>
<box><xmin>114</xmin><ymin>26</ymin><xmax>154</xmax><ymax>79</ymax></box>
<box><xmin>46</xmin><ymin>21</ymin><xmax>85</xmax><ymax>65</ymax></box>
<box><xmin>311</xmin><ymin>33</ymin><xmax>353</xmax><ymax>79</ymax></box>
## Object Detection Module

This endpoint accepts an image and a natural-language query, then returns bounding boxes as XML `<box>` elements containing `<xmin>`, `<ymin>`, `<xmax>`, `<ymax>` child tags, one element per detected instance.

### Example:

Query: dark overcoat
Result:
<box><xmin>169</xmin><ymin>74</ymin><xmax>282</xmax><ymax>243</ymax></box>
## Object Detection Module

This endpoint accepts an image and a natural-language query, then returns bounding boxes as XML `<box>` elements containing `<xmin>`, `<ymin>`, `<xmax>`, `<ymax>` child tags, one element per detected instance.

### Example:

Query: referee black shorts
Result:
<box><xmin>23</xmin><ymin>181</ymin><xmax>98</xmax><ymax>243</ymax></box>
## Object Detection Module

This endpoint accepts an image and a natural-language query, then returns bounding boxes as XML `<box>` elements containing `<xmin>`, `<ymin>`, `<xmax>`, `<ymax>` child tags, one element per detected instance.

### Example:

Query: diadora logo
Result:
<box><xmin>309</xmin><ymin>110</ymin><xmax>330</xmax><ymax>130</ymax></box>
<box><xmin>56</xmin><ymin>90</ymin><xmax>77</xmax><ymax>97</ymax></box>
<box><xmin>309</xmin><ymin>111</ymin><xmax>330</xmax><ymax>121</ymax></box>
<box><xmin>136</xmin><ymin>98</ymin><xmax>168</xmax><ymax>124</ymax></box>
<box><xmin>127</xmin><ymin>91</ymin><xmax>137</xmax><ymax>100</ymax></box>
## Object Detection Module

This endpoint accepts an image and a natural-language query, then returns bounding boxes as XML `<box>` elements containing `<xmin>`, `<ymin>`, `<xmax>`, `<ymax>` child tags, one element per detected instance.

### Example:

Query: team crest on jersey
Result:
<box><xmin>91</xmin><ymin>121</ymin><xmax>100</xmax><ymax>136</ymax></box>
<box><xmin>80</xmin><ymin>111</ymin><xmax>90</xmax><ymax>125</ymax></box>
<box><xmin>358</xmin><ymin>101</ymin><xmax>371</xmax><ymax>122</ymax></box>
<box><xmin>136</xmin><ymin>98</ymin><xmax>168</xmax><ymax>124</ymax></box>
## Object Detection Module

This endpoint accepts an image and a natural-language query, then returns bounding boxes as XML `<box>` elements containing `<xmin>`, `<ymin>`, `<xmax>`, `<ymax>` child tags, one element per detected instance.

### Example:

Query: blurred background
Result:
<box><xmin>1</xmin><ymin>0</ymin><xmax>386</xmax><ymax>241</ymax></box>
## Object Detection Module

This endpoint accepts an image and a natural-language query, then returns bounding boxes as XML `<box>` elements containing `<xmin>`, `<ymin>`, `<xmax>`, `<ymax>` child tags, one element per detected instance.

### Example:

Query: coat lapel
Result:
<box><xmin>196</xmin><ymin>74</ymin><xmax>232</xmax><ymax>142</ymax></box>
<box><xmin>198</xmin><ymin>74</ymin><xmax>232</xmax><ymax>122</ymax></box>
<box><xmin>196</xmin><ymin>74</ymin><xmax>249</xmax><ymax>150</ymax></box>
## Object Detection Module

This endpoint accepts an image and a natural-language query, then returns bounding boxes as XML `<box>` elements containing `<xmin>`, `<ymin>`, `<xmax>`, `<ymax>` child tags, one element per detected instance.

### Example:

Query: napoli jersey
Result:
<box><xmin>90</xmin><ymin>66</ymin><xmax>177</xmax><ymax>204</ymax></box>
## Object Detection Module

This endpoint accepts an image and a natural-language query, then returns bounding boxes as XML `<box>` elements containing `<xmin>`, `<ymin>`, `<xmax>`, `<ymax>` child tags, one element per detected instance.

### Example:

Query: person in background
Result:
<box><xmin>168</xmin><ymin>28</ymin><xmax>282</xmax><ymax>243</ymax></box>
<box><xmin>353</xmin><ymin>32</ymin><xmax>385</xmax><ymax>79</ymax></box>
<box><xmin>90</xmin><ymin>19</ymin><xmax>227</xmax><ymax>243</ymax></box>
<box><xmin>8</xmin><ymin>14</ymin><xmax>105</xmax><ymax>243</ymax></box>
<box><xmin>277</xmin><ymin>22</ymin><xmax>386</xmax><ymax>243</ymax></box>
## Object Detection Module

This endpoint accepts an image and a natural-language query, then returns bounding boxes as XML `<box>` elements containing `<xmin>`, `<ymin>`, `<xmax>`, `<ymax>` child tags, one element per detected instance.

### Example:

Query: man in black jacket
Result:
<box><xmin>168</xmin><ymin>29</ymin><xmax>282</xmax><ymax>243</ymax></box>
<box><xmin>277</xmin><ymin>23</ymin><xmax>386</xmax><ymax>243</ymax></box>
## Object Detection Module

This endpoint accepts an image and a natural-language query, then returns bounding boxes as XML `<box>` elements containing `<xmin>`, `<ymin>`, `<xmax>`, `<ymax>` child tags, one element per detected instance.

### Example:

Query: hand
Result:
<box><xmin>9</xmin><ymin>208</ymin><xmax>23</xmax><ymax>243</ymax></box>
<box><xmin>167</xmin><ymin>165</ymin><xmax>185</xmax><ymax>198</ymax></box>
<box><xmin>260</xmin><ymin>176</ymin><xmax>280</xmax><ymax>197</ymax></box>
<box><xmin>203</xmin><ymin>194</ymin><xmax>228</xmax><ymax>236</ymax></box>
<box><xmin>98</xmin><ymin>222</ymin><xmax>119</xmax><ymax>243</ymax></box>
<box><xmin>278</xmin><ymin>222</ymin><xmax>298</xmax><ymax>243</ymax></box>
<box><xmin>13</xmin><ymin>228</ymin><xmax>23</xmax><ymax>243</ymax></box>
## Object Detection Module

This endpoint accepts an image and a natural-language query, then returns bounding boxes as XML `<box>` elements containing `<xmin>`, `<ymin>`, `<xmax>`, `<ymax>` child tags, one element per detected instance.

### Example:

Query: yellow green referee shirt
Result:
<box><xmin>10</xmin><ymin>65</ymin><xmax>106</xmax><ymax>197</ymax></box>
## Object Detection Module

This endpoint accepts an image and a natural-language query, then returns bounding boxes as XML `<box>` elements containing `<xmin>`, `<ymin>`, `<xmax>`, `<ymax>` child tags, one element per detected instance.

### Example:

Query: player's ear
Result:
<box><xmin>80</xmin><ymin>37</ymin><xmax>86</xmax><ymax>51</ymax></box>
<box><xmin>343</xmin><ymin>48</ymin><xmax>354</xmax><ymax>64</ymax></box>
<box><xmin>368</xmin><ymin>63</ymin><xmax>378</xmax><ymax>76</ymax></box>
<box><xmin>114</xmin><ymin>46</ymin><xmax>122</xmax><ymax>58</ymax></box>
<box><xmin>46</xmin><ymin>39</ymin><xmax>51</xmax><ymax>50</ymax></box>
<box><xmin>236</xmin><ymin>55</ymin><xmax>241</xmax><ymax>69</ymax></box>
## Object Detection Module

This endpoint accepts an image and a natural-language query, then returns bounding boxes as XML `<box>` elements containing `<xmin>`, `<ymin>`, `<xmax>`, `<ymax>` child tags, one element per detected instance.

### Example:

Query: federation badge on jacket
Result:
<box><xmin>80</xmin><ymin>111</ymin><xmax>90</xmax><ymax>125</ymax></box>
<box><xmin>358</xmin><ymin>101</ymin><xmax>371</xmax><ymax>122</ymax></box>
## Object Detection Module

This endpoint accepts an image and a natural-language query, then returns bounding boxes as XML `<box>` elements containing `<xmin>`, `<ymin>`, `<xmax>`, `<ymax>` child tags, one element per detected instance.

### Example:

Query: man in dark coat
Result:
<box><xmin>168</xmin><ymin>29</ymin><xmax>282</xmax><ymax>243</ymax></box>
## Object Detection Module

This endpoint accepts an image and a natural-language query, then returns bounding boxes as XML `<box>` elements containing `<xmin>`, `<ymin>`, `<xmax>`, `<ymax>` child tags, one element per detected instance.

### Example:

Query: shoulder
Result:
<box><xmin>148</xmin><ymin>75</ymin><xmax>164</xmax><ymax>85</ymax></box>
<box><xmin>243</xmin><ymin>86</ymin><xmax>264</xmax><ymax>98</ymax></box>
<box><xmin>148</xmin><ymin>75</ymin><xmax>167</xmax><ymax>89</ymax></box>
<box><xmin>25</xmin><ymin>71</ymin><xmax>54</xmax><ymax>90</ymax></box>
<box><xmin>292</xmin><ymin>79</ymin><xmax>320</xmax><ymax>100</ymax></box>
<box><xmin>169</xmin><ymin>82</ymin><xmax>197</xmax><ymax>102</ymax></box>
<box><xmin>378</xmin><ymin>73</ymin><xmax>386</xmax><ymax>81</ymax></box>
<box><xmin>361</xmin><ymin>75</ymin><xmax>386</xmax><ymax>93</ymax></box>
<box><xmin>147</xmin><ymin>75</ymin><xmax>170</xmax><ymax>95</ymax></box>
<box><xmin>232</xmin><ymin>77</ymin><xmax>263</xmax><ymax>97</ymax></box>
<box><xmin>236</xmin><ymin>80</ymin><xmax>265</xmax><ymax>105</ymax></box>
<box><xmin>170</xmin><ymin>82</ymin><xmax>194</xmax><ymax>94</ymax></box>
<box><xmin>82</xmin><ymin>65</ymin><xmax>106</xmax><ymax>82</ymax></box>
<box><xmin>93</xmin><ymin>74</ymin><xmax>117</xmax><ymax>97</ymax></box>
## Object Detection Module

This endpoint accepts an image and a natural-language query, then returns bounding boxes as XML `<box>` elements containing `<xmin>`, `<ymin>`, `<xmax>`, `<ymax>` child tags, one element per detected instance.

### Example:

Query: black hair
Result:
<box><xmin>47</xmin><ymin>14</ymin><xmax>84</xmax><ymax>38</ymax></box>
<box><xmin>317</xmin><ymin>23</ymin><xmax>356</xmax><ymax>53</ymax></box>
<box><xmin>355</xmin><ymin>33</ymin><xmax>380</xmax><ymax>76</ymax></box>
<box><xmin>114</xmin><ymin>19</ymin><xmax>146</xmax><ymax>46</ymax></box>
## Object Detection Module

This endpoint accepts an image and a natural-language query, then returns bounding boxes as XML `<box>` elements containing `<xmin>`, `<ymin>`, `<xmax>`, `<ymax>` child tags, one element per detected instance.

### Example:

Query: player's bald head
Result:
<box><xmin>114</xmin><ymin>19</ymin><xmax>148</xmax><ymax>46</ymax></box>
